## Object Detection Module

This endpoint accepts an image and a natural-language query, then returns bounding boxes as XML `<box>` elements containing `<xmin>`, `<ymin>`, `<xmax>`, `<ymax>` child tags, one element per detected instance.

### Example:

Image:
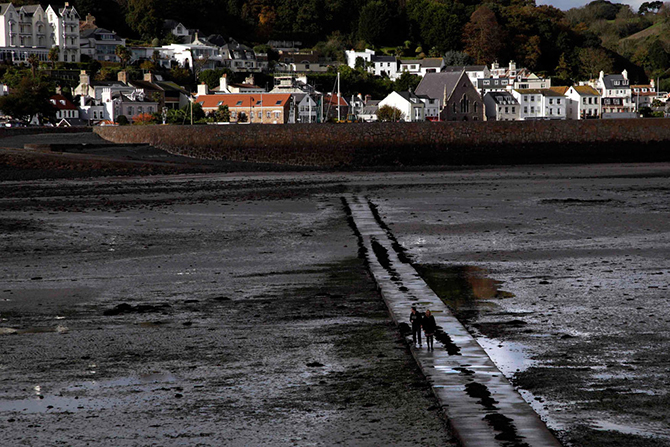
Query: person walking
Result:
<box><xmin>410</xmin><ymin>306</ymin><xmax>423</xmax><ymax>348</ymax></box>
<box><xmin>423</xmin><ymin>309</ymin><xmax>437</xmax><ymax>351</ymax></box>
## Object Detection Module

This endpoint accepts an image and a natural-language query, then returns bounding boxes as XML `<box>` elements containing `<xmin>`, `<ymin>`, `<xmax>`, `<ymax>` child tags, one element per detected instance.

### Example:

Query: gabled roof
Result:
<box><xmin>602</xmin><ymin>74</ymin><xmax>630</xmax><ymax>90</ymax></box>
<box><xmin>371</xmin><ymin>55</ymin><xmax>396</xmax><ymax>63</ymax></box>
<box><xmin>196</xmin><ymin>93</ymin><xmax>291</xmax><ymax>109</ymax></box>
<box><xmin>19</xmin><ymin>5</ymin><xmax>41</xmax><ymax>15</ymax></box>
<box><xmin>324</xmin><ymin>93</ymin><xmax>349</xmax><ymax>107</ymax></box>
<box><xmin>50</xmin><ymin>94</ymin><xmax>77</xmax><ymax>110</ymax></box>
<box><xmin>484</xmin><ymin>91</ymin><xmax>519</xmax><ymax>105</ymax></box>
<box><xmin>571</xmin><ymin>85</ymin><xmax>600</xmax><ymax>96</ymax></box>
<box><xmin>549</xmin><ymin>86</ymin><xmax>569</xmax><ymax>95</ymax></box>
<box><xmin>514</xmin><ymin>88</ymin><xmax>564</xmax><ymax>97</ymax></box>
<box><xmin>443</xmin><ymin>65</ymin><xmax>487</xmax><ymax>73</ymax></box>
<box><xmin>0</xmin><ymin>3</ymin><xmax>14</xmax><ymax>15</ymax></box>
<box><xmin>419</xmin><ymin>58</ymin><xmax>444</xmax><ymax>68</ymax></box>
<box><xmin>128</xmin><ymin>80</ymin><xmax>163</xmax><ymax>93</ymax></box>
<box><xmin>415</xmin><ymin>71</ymin><xmax>464</xmax><ymax>101</ymax></box>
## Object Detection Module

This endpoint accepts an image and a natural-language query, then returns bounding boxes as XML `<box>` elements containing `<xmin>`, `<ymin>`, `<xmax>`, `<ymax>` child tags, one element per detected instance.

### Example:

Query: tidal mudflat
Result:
<box><xmin>1</xmin><ymin>163</ymin><xmax>669</xmax><ymax>446</ymax></box>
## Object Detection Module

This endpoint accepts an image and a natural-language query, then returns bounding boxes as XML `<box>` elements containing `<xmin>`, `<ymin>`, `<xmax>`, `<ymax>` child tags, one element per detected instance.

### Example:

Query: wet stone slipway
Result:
<box><xmin>345</xmin><ymin>195</ymin><xmax>562</xmax><ymax>447</ymax></box>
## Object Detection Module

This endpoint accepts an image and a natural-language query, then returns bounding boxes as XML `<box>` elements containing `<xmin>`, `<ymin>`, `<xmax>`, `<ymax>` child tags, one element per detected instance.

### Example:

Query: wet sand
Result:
<box><xmin>1</xmin><ymin>163</ymin><xmax>669</xmax><ymax>446</ymax></box>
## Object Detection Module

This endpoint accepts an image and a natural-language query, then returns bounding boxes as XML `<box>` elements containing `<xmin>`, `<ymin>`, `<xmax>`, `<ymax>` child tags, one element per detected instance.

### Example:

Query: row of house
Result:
<box><xmin>357</xmin><ymin>67</ymin><xmax>662</xmax><ymax>123</ymax></box>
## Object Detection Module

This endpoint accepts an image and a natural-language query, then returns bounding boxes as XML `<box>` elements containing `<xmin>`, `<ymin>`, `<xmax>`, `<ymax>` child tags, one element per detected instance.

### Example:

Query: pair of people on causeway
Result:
<box><xmin>410</xmin><ymin>306</ymin><xmax>437</xmax><ymax>351</ymax></box>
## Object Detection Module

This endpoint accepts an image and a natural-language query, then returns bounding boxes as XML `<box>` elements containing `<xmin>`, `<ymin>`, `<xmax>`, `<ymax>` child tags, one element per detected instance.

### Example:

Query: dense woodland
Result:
<box><xmin>2</xmin><ymin>0</ymin><xmax>669</xmax><ymax>119</ymax></box>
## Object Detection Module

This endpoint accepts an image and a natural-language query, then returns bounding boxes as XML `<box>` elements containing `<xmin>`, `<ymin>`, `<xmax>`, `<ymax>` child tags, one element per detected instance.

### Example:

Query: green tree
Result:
<box><xmin>48</xmin><ymin>46</ymin><xmax>60</xmax><ymax>69</ymax></box>
<box><xmin>198</xmin><ymin>68</ymin><xmax>234</xmax><ymax>90</ymax></box>
<box><xmin>27</xmin><ymin>54</ymin><xmax>39</xmax><ymax>78</ymax></box>
<box><xmin>358</xmin><ymin>0</ymin><xmax>401</xmax><ymax>46</ymax></box>
<box><xmin>376</xmin><ymin>104</ymin><xmax>405</xmax><ymax>122</ymax></box>
<box><xmin>115</xmin><ymin>45</ymin><xmax>132</xmax><ymax>68</ymax></box>
<box><xmin>215</xmin><ymin>104</ymin><xmax>230</xmax><ymax>122</ymax></box>
<box><xmin>126</xmin><ymin>0</ymin><xmax>162</xmax><ymax>40</ymax></box>
<box><xmin>0</xmin><ymin>77</ymin><xmax>55</xmax><ymax>123</ymax></box>
<box><xmin>443</xmin><ymin>50</ymin><xmax>472</xmax><ymax>66</ymax></box>
<box><xmin>394</xmin><ymin>72</ymin><xmax>421</xmax><ymax>92</ymax></box>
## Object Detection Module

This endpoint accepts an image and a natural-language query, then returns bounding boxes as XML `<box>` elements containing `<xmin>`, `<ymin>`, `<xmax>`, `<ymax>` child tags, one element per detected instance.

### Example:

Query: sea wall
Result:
<box><xmin>94</xmin><ymin>119</ymin><xmax>670</xmax><ymax>167</ymax></box>
<box><xmin>0</xmin><ymin>126</ymin><xmax>91</xmax><ymax>139</ymax></box>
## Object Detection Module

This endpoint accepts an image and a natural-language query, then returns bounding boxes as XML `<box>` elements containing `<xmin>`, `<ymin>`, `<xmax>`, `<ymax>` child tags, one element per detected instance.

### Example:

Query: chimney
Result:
<box><xmin>117</xmin><ymin>70</ymin><xmax>127</xmax><ymax>84</ymax></box>
<box><xmin>220</xmin><ymin>74</ymin><xmax>228</xmax><ymax>92</ymax></box>
<box><xmin>197</xmin><ymin>82</ymin><xmax>209</xmax><ymax>96</ymax></box>
<box><xmin>79</xmin><ymin>70</ymin><xmax>90</xmax><ymax>86</ymax></box>
<box><xmin>144</xmin><ymin>72</ymin><xmax>155</xmax><ymax>83</ymax></box>
<box><xmin>56</xmin><ymin>85</ymin><xmax>62</xmax><ymax>95</ymax></box>
<box><xmin>622</xmin><ymin>69</ymin><xmax>628</xmax><ymax>80</ymax></box>
<box><xmin>245</xmin><ymin>74</ymin><xmax>255</xmax><ymax>85</ymax></box>
<box><xmin>365</xmin><ymin>94</ymin><xmax>371</xmax><ymax>104</ymax></box>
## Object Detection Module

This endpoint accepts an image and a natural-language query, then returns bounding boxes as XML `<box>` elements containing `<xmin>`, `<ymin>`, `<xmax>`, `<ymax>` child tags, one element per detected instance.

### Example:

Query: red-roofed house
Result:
<box><xmin>196</xmin><ymin>93</ymin><xmax>293</xmax><ymax>124</ymax></box>
<box><xmin>50</xmin><ymin>94</ymin><xmax>82</xmax><ymax>125</ymax></box>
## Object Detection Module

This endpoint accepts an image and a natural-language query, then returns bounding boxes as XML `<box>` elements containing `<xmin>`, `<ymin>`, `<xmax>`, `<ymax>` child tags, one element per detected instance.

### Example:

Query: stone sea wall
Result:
<box><xmin>0</xmin><ymin>126</ymin><xmax>91</xmax><ymax>139</ymax></box>
<box><xmin>94</xmin><ymin>119</ymin><xmax>670</xmax><ymax>167</ymax></box>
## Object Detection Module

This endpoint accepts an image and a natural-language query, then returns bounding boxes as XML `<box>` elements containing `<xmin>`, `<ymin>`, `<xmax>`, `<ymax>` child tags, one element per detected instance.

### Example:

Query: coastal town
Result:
<box><xmin>0</xmin><ymin>1</ymin><xmax>669</xmax><ymax>126</ymax></box>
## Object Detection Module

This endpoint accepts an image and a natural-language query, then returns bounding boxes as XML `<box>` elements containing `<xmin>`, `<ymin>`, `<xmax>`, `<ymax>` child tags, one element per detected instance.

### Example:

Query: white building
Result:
<box><xmin>562</xmin><ymin>85</ymin><xmax>601</xmax><ymax>119</ymax></box>
<box><xmin>483</xmin><ymin>91</ymin><xmax>520</xmax><ymax>121</ymax></box>
<box><xmin>593</xmin><ymin>70</ymin><xmax>635</xmax><ymax>117</ymax></box>
<box><xmin>512</xmin><ymin>89</ymin><xmax>566</xmax><ymax>120</ymax></box>
<box><xmin>80</xmin><ymin>27</ymin><xmax>125</xmax><ymax>62</ymax></box>
<box><xmin>378</xmin><ymin>91</ymin><xmax>425</xmax><ymax>122</ymax></box>
<box><xmin>294</xmin><ymin>93</ymin><xmax>318</xmax><ymax>123</ymax></box>
<box><xmin>46</xmin><ymin>3</ymin><xmax>80</xmax><ymax>62</ymax></box>
<box><xmin>370</xmin><ymin>55</ymin><xmax>398</xmax><ymax>79</ymax></box>
<box><xmin>398</xmin><ymin>58</ymin><xmax>444</xmax><ymax>77</ymax></box>
<box><xmin>0</xmin><ymin>3</ymin><xmax>79</xmax><ymax>63</ymax></box>
<box><xmin>345</xmin><ymin>48</ymin><xmax>375</xmax><ymax>68</ymax></box>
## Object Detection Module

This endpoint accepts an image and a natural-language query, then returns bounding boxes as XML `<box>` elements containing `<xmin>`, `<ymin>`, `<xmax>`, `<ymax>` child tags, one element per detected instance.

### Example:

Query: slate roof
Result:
<box><xmin>602</xmin><ymin>74</ymin><xmax>630</xmax><ymax>90</ymax></box>
<box><xmin>371</xmin><ymin>55</ymin><xmax>396</xmax><ymax>63</ymax></box>
<box><xmin>484</xmin><ymin>91</ymin><xmax>518</xmax><ymax>105</ymax></box>
<box><xmin>443</xmin><ymin>65</ymin><xmax>487</xmax><ymax>73</ymax></box>
<box><xmin>415</xmin><ymin>72</ymin><xmax>463</xmax><ymax>101</ymax></box>
<box><xmin>394</xmin><ymin>91</ymin><xmax>424</xmax><ymax>103</ymax></box>
<box><xmin>0</xmin><ymin>3</ymin><xmax>13</xmax><ymax>14</ymax></box>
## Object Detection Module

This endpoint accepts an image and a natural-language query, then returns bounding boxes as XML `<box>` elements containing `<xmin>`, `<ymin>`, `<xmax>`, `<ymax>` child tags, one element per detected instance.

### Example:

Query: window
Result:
<box><xmin>557</xmin><ymin>99</ymin><xmax>561</xmax><ymax>105</ymax></box>
<box><xmin>549</xmin><ymin>108</ymin><xmax>553</xmax><ymax>115</ymax></box>
<box><xmin>530</xmin><ymin>96</ymin><xmax>535</xmax><ymax>101</ymax></box>
<box><xmin>258</xmin><ymin>111</ymin><xmax>261</xmax><ymax>118</ymax></box>
<box><xmin>523</xmin><ymin>96</ymin><xmax>528</xmax><ymax>102</ymax></box>
<box><xmin>459</xmin><ymin>95</ymin><xmax>470</xmax><ymax>114</ymax></box>
<box><xmin>236</xmin><ymin>100</ymin><xmax>243</xmax><ymax>106</ymax></box>
<box><xmin>128</xmin><ymin>106</ymin><xmax>133</xmax><ymax>116</ymax></box>
<box><xmin>266</xmin><ymin>111</ymin><xmax>271</xmax><ymax>118</ymax></box>
<box><xmin>530</xmin><ymin>106</ymin><xmax>534</xmax><ymax>113</ymax></box>
<box><xmin>275</xmin><ymin>100</ymin><xmax>282</xmax><ymax>105</ymax></box>
<box><xmin>549</xmin><ymin>98</ymin><xmax>553</xmax><ymax>105</ymax></box>
<box><xmin>512</xmin><ymin>107</ymin><xmax>516</xmax><ymax>113</ymax></box>
<box><xmin>583</xmin><ymin>97</ymin><xmax>587</xmax><ymax>104</ymax></box>
<box><xmin>505</xmin><ymin>106</ymin><xmax>509</xmax><ymax>113</ymax></box>
<box><xmin>524</xmin><ymin>106</ymin><xmax>528</xmax><ymax>114</ymax></box>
